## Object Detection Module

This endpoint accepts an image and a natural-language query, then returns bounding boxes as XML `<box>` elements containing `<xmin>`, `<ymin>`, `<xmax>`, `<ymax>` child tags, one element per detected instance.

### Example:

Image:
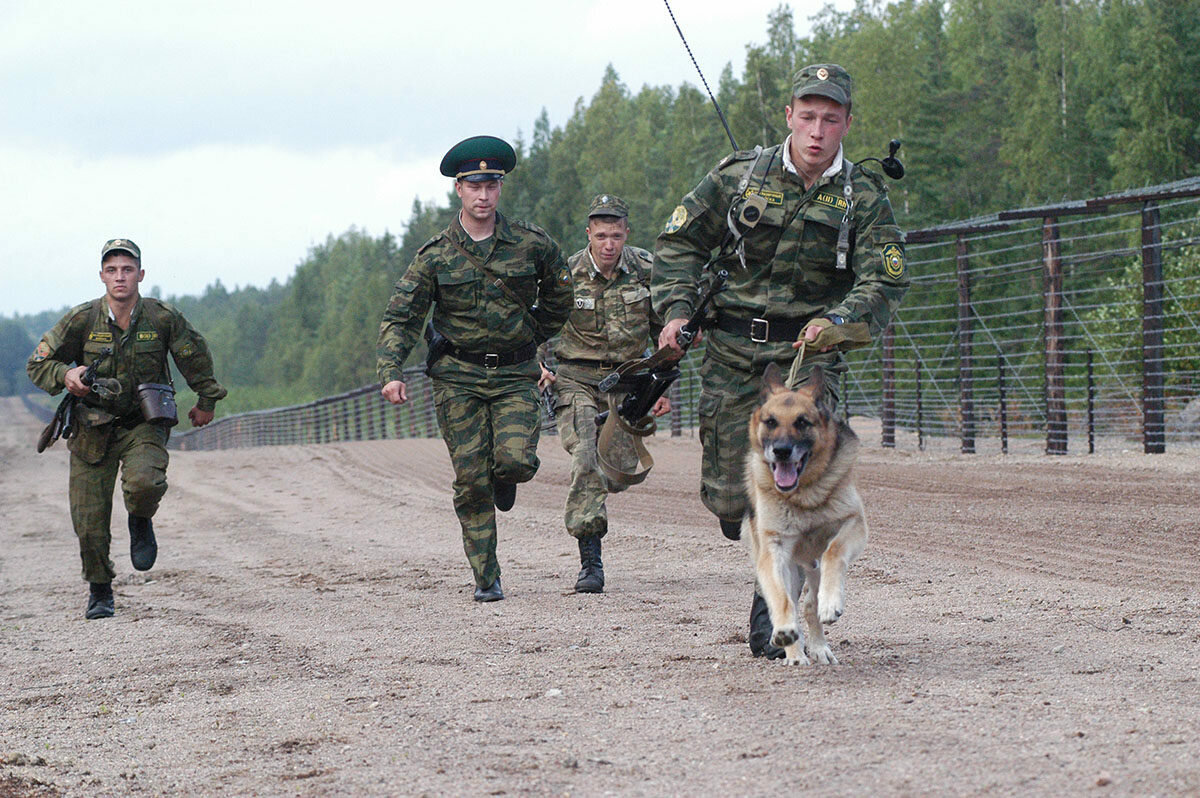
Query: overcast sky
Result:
<box><xmin>2</xmin><ymin>0</ymin><xmax>842</xmax><ymax>317</ymax></box>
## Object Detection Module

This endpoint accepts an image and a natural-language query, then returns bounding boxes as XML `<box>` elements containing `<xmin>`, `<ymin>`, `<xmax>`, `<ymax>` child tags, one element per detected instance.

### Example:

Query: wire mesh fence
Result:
<box><xmin>173</xmin><ymin>178</ymin><xmax>1200</xmax><ymax>454</ymax></box>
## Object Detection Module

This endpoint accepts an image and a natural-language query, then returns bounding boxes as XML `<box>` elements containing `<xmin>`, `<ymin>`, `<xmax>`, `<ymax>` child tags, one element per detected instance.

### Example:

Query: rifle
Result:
<box><xmin>594</xmin><ymin>268</ymin><xmax>727</xmax><ymax>429</ymax></box>
<box><xmin>37</xmin><ymin>348</ymin><xmax>119</xmax><ymax>453</ymax></box>
<box><xmin>539</xmin><ymin>362</ymin><xmax>557</xmax><ymax>422</ymax></box>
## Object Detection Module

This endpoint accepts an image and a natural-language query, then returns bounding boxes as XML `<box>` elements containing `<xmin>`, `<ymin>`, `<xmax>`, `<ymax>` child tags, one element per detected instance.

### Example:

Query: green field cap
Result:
<box><xmin>792</xmin><ymin>63</ymin><xmax>853</xmax><ymax>106</ymax></box>
<box><xmin>587</xmin><ymin>194</ymin><xmax>629</xmax><ymax>219</ymax></box>
<box><xmin>101</xmin><ymin>238</ymin><xmax>141</xmax><ymax>260</ymax></box>
<box><xmin>439</xmin><ymin>135</ymin><xmax>517</xmax><ymax>181</ymax></box>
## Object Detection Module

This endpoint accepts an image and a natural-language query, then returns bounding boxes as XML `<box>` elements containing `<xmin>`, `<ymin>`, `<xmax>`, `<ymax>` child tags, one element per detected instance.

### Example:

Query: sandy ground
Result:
<box><xmin>1</xmin><ymin>395</ymin><xmax>1198</xmax><ymax>797</ymax></box>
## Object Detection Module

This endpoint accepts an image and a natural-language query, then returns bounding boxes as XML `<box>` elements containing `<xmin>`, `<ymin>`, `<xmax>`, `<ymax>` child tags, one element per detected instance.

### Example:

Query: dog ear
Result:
<box><xmin>761</xmin><ymin>362</ymin><xmax>785</xmax><ymax>397</ymax></box>
<box><xmin>798</xmin><ymin>366</ymin><xmax>836</xmax><ymax>418</ymax></box>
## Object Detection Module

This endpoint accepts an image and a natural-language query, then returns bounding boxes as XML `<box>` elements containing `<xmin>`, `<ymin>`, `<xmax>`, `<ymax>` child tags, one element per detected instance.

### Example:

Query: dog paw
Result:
<box><xmin>818</xmin><ymin>603</ymin><xmax>843</xmax><ymax>625</ymax></box>
<box><xmin>771</xmin><ymin>625</ymin><xmax>799</xmax><ymax>648</ymax></box>
<box><xmin>818</xmin><ymin>588</ymin><xmax>845</xmax><ymax>625</ymax></box>
<box><xmin>784</xmin><ymin>653</ymin><xmax>811</xmax><ymax>666</ymax></box>
<box><xmin>805</xmin><ymin>643</ymin><xmax>839</xmax><ymax>665</ymax></box>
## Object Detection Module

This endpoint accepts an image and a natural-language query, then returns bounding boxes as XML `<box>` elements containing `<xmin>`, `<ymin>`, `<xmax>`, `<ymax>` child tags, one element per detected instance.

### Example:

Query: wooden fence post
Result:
<box><xmin>1141</xmin><ymin>201</ymin><xmax>1166</xmax><ymax>454</ymax></box>
<box><xmin>1042</xmin><ymin>216</ymin><xmax>1067</xmax><ymax>454</ymax></box>
<box><xmin>881</xmin><ymin>324</ymin><xmax>895</xmax><ymax>448</ymax></box>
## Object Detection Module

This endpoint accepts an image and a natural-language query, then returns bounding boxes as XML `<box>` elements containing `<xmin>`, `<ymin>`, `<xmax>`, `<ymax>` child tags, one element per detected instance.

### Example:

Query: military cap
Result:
<box><xmin>587</xmin><ymin>194</ymin><xmax>629</xmax><ymax>220</ymax></box>
<box><xmin>101</xmin><ymin>238</ymin><xmax>141</xmax><ymax>261</ymax></box>
<box><xmin>439</xmin><ymin>135</ymin><xmax>517</xmax><ymax>182</ymax></box>
<box><xmin>792</xmin><ymin>63</ymin><xmax>853</xmax><ymax>107</ymax></box>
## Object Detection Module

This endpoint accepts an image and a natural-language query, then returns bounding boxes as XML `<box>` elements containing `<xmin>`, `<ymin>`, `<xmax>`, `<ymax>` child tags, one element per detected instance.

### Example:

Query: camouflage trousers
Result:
<box><xmin>697</xmin><ymin>350</ymin><xmax>844</xmax><ymax>524</ymax></box>
<box><xmin>553</xmin><ymin>374</ymin><xmax>640</xmax><ymax>540</ymax></box>
<box><xmin>431</xmin><ymin>364</ymin><xmax>541</xmax><ymax>588</ymax></box>
<box><xmin>68</xmin><ymin>422</ymin><xmax>169</xmax><ymax>584</ymax></box>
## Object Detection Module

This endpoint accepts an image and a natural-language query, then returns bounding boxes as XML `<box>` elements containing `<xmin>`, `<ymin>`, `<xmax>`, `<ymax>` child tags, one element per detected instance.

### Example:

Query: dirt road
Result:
<box><xmin>2</xmin><ymin>396</ymin><xmax>1198</xmax><ymax>796</ymax></box>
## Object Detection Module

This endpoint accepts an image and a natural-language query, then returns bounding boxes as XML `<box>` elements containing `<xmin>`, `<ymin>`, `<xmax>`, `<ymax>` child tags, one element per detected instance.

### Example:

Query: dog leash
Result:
<box><xmin>786</xmin><ymin>338</ymin><xmax>807</xmax><ymax>390</ymax></box>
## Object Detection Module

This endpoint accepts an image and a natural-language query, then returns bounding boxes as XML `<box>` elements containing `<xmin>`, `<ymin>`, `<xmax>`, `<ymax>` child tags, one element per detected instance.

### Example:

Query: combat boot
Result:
<box><xmin>473</xmin><ymin>577</ymin><xmax>504</xmax><ymax>602</ymax></box>
<box><xmin>85</xmin><ymin>582</ymin><xmax>114</xmax><ymax>620</ymax></box>
<box><xmin>493</xmin><ymin>480</ymin><xmax>516</xmax><ymax>512</ymax></box>
<box><xmin>748</xmin><ymin>591</ymin><xmax>785</xmax><ymax>659</ymax></box>
<box><xmin>574</xmin><ymin>535</ymin><xmax>604</xmax><ymax>594</ymax></box>
<box><xmin>128</xmin><ymin>515</ymin><xmax>157</xmax><ymax>571</ymax></box>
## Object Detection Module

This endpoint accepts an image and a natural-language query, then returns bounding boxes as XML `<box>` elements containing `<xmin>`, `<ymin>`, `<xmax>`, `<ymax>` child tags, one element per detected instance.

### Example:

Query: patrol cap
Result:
<box><xmin>439</xmin><ymin>135</ymin><xmax>517</xmax><ymax>182</ymax></box>
<box><xmin>101</xmin><ymin>238</ymin><xmax>141</xmax><ymax>261</ymax></box>
<box><xmin>587</xmin><ymin>194</ymin><xmax>629</xmax><ymax>220</ymax></box>
<box><xmin>791</xmin><ymin>63</ymin><xmax>853</xmax><ymax>107</ymax></box>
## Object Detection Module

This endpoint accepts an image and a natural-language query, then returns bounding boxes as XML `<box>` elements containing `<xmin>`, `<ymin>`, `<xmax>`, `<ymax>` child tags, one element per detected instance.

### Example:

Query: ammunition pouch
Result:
<box><xmin>136</xmin><ymin>382</ymin><xmax>179</xmax><ymax>427</ymax></box>
<box><xmin>65</xmin><ymin>406</ymin><xmax>116</xmax><ymax>465</ymax></box>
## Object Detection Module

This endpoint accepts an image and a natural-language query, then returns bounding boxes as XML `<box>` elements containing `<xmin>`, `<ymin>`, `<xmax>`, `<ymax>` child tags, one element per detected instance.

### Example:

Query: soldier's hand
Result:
<box><xmin>652</xmin><ymin>396</ymin><xmax>671</xmax><ymax>417</ymax></box>
<box><xmin>537</xmin><ymin>363</ymin><xmax>556</xmax><ymax>391</ymax></box>
<box><xmin>799</xmin><ymin>321</ymin><xmax>835</xmax><ymax>353</ymax></box>
<box><xmin>382</xmin><ymin>380</ymin><xmax>408</xmax><ymax>405</ymax></box>
<box><xmin>64</xmin><ymin>366</ymin><xmax>91</xmax><ymax>397</ymax></box>
<box><xmin>189</xmin><ymin>406</ymin><xmax>215</xmax><ymax>427</ymax></box>
<box><xmin>659</xmin><ymin>318</ymin><xmax>693</xmax><ymax>355</ymax></box>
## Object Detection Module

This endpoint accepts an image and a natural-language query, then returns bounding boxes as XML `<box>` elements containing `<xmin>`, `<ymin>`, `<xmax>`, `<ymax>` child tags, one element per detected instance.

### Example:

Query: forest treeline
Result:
<box><xmin>5</xmin><ymin>0</ymin><xmax>1198</xmax><ymax>412</ymax></box>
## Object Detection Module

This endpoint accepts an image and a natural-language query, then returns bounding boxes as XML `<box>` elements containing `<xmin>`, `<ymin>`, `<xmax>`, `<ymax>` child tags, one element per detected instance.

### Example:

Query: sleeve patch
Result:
<box><xmin>32</xmin><ymin>341</ymin><xmax>52</xmax><ymax>362</ymax></box>
<box><xmin>664</xmin><ymin>205</ymin><xmax>688</xmax><ymax>234</ymax></box>
<box><xmin>882</xmin><ymin>243</ymin><xmax>905</xmax><ymax>278</ymax></box>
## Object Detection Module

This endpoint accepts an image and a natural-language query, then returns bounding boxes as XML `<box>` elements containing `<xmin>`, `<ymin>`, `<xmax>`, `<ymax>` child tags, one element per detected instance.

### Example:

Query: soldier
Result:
<box><xmin>377</xmin><ymin>135</ymin><xmax>572</xmax><ymax>602</ymax></box>
<box><xmin>652</xmin><ymin>64</ymin><xmax>909</xmax><ymax>657</ymax></box>
<box><xmin>27</xmin><ymin>238</ymin><xmax>226</xmax><ymax>619</ymax></box>
<box><xmin>537</xmin><ymin>194</ymin><xmax>669</xmax><ymax>594</ymax></box>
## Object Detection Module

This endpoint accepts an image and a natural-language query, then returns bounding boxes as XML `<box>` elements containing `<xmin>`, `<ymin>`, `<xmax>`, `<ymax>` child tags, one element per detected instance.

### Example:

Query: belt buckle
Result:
<box><xmin>483</xmin><ymin>353</ymin><xmax>500</xmax><ymax>369</ymax></box>
<box><xmin>600</xmin><ymin>360</ymin><xmax>615</xmax><ymax>370</ymax></box>
<box><xmin>750</xmin><ymin>318</ymin><xmax>769</xmax><ymax>343</ymax></box>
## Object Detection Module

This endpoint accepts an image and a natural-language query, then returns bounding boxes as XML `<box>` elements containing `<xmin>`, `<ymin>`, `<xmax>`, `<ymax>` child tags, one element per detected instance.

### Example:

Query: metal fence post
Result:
<box><xmin>1141</xmin><ymin>201</ymin><xmax>1166</xmax><ymax>453</ymax></box>
<box><xmin>881</xmin><ymin>323</ymin><xmax>895</xmax><ymax>448</ymax></box>
<box><xmin>957</xmin><ymin>234</ymin><xmax>975</xmax><ymax>453</ymax></box>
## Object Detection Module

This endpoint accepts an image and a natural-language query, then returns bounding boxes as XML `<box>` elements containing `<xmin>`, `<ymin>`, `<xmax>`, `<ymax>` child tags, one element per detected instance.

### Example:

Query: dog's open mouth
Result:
<box><xmin>770</xmin><ymin>453</ymin><xmax>808</xmax><ymax>491</ymax></box>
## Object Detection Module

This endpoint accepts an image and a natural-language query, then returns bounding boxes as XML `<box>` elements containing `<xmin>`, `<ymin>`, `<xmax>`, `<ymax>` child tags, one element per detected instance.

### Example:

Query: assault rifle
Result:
<box><xmin>37</xmin><ymin>348</ymin><xmax>120</xmax><ymax>453</ymax></box>
<box><xmin>594</xmin><ymin>268</ymin><xmax>727</xmax><ymax>429</ymax></box>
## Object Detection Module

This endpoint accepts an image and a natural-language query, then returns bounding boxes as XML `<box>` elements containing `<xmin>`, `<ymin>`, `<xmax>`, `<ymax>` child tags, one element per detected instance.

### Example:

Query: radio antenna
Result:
<box><xmin>663</xmin><ymin>0</ymin><xmax>740</xmax><ymax>152</ymax></box>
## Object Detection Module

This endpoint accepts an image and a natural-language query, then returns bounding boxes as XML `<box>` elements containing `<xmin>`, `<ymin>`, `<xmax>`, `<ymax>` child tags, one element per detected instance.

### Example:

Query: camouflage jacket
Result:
<box><xmin>543</xmin><ymin>245</ymin><xmax>662</xmax><ymax>380</ymax></box>
<box><xmin>27</xmin><ymin>296</ymin><xmax>227</xmax><ymax>415</ymax></box>
<box><xmin>377</xmin><ymin>211</ymin><xmax>572</xmax><ymax>384</ymax></box>
<box><xmin>652</xmin><ymin>142</ymin><xmax>908</xmax><ymax>366</ymax></box>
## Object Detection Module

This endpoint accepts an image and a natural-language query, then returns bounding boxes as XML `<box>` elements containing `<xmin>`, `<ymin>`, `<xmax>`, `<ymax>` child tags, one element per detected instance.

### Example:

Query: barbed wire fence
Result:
<box><xmin>173</xmin><ymin>178</ymin><xmax>1200</xmax><ymax>454</ymax></box>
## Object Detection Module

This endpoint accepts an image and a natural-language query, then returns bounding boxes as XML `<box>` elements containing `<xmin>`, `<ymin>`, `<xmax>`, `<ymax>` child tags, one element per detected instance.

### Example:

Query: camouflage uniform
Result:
<box><xmin>377</xmin><ymin>211</ymin><xmax>571</xmax><ymax>588</ymax></box>
<box><xmin>547</xmin><ymin>243</ymin><xmax>661</xmax><ymax>539</ymax></box>
<box><xmin>653</xmin><ymin>142</ymin><xmax>908</xmax><ymax>523</ymax></box>
<box><xmin>27</xmin><ymin>296</ymin><xmax>226</xmax><ymax>584</ymax></box>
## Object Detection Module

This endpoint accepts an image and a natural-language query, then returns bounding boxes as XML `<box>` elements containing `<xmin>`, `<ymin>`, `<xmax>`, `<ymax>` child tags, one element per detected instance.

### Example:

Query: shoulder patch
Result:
<box><xmin>32</xmin><ymin>341</ymin><xmax>52</xmax><ymax>362</ymax></box>
<box><xmin>882</xmin><ymin>243</ymin><xmax>905</xmax><ymax>278</ymax></box>
<box><xmin>663</xmin><ymin>205</ymin><xmax>688</xmax><ymax>235</ymax></box>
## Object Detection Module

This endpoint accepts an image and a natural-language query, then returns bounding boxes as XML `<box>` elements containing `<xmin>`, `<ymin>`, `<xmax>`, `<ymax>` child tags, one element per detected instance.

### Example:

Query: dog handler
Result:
<box><xmin>652</xmin><ymin>64</ymin><xmax>909</xmax><ymax>658</ymax></box>
<box><xmin>537</xmin><ymin>194</ymin><xmax>669</xmax><ymax>594</ymax></box>
<box><xmin>27</xmin><ymin>238</ymin><xmax>226</xmax><ymax>619</ymax></box>
<box><xmin>377</xmin><ymin>135</ymin><xmax>572</xmax><ymax>602</ymax></box>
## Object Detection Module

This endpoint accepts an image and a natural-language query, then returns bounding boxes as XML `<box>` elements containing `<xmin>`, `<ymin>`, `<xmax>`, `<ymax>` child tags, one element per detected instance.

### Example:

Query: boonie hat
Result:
<box><xmin>792</xmin><ymin>63</ymin><xmax>853</xmax><ymax>107</ymax></box>
<box><xmin>439</xmin><ymin>135</ymin><xmax>517</xmax><ymax>182</ymax></box>
<box><xmin>101</xmin><ymin>238</ymin><xmax>141</xmax><ymax>260</ymax></box>
<box><xmin>587</xmin><ymin>194</ymin><xmax>629</xmax><ymax>220</ymax></box>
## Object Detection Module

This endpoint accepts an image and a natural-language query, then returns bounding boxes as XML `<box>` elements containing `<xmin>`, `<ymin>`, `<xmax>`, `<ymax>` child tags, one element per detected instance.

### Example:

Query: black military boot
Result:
<box><xmin>493</xmin><ymin>481</ymin><xmax>516</xmax><ymax>512</ymax></box>
<box><xmin>748</xmin><ymin>591</ymin><xmax>786</xmax><ymax>659</ymax></box>
<box><xmin>574</xmin><ymin>536</ymin><xmax>604</xmax><ymax>594</ymax></box>
<box><xmin>473</xmin><ymin>577</ymin><xmax>504</xmax><ymax>602</ymax></box>
<box><xmin>85</xmin><ymin>582</ymin><xmax>114</xmax><ymax>620</ymax></box>
<box><xmin>128</xmin><ymin>515</ymin><xmax>158</xmax><ymax>571</ymax></box>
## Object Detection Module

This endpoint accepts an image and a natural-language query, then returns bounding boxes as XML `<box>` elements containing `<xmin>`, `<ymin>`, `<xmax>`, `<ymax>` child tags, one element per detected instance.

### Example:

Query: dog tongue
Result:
<box><xmin>772</xmin><ymin>461</ymin><xmax>798</xmax><ymax>489</ymax></box>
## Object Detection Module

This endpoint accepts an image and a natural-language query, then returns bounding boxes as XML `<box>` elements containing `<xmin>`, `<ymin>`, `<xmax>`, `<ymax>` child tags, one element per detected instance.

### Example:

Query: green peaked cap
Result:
<box><xmin>439</xmin><ymin>135</ymin><xmax>517</xmax><ymax>181</ymax></box>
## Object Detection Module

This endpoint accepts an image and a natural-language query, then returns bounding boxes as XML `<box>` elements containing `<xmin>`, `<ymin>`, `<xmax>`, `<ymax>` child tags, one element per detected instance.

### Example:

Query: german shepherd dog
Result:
<box><xmin>743</xmin><ymin>363</ymin><xmax>867</xmax><ymax>666</ymax></box>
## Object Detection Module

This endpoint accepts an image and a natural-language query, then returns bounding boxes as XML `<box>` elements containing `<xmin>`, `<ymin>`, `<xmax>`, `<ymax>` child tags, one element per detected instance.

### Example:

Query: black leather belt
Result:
<box><xmin>115</xmin><ymin>413</ymin><xmax>145</xmax><ymax>430</ymax></box>
<box><xmin>446</xmin><ymin>342</ymin><xmax>537</xmax><ymax>369</ymax></box>
<box><xmin>556</xmin><ymin>357</ymin><xmax>620</xmax><ymax>370</ymax></box>
<box><xmin>716</xmin><ymin>312</ymin><xmax>808</xmax><ymax>343</ymax></box>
